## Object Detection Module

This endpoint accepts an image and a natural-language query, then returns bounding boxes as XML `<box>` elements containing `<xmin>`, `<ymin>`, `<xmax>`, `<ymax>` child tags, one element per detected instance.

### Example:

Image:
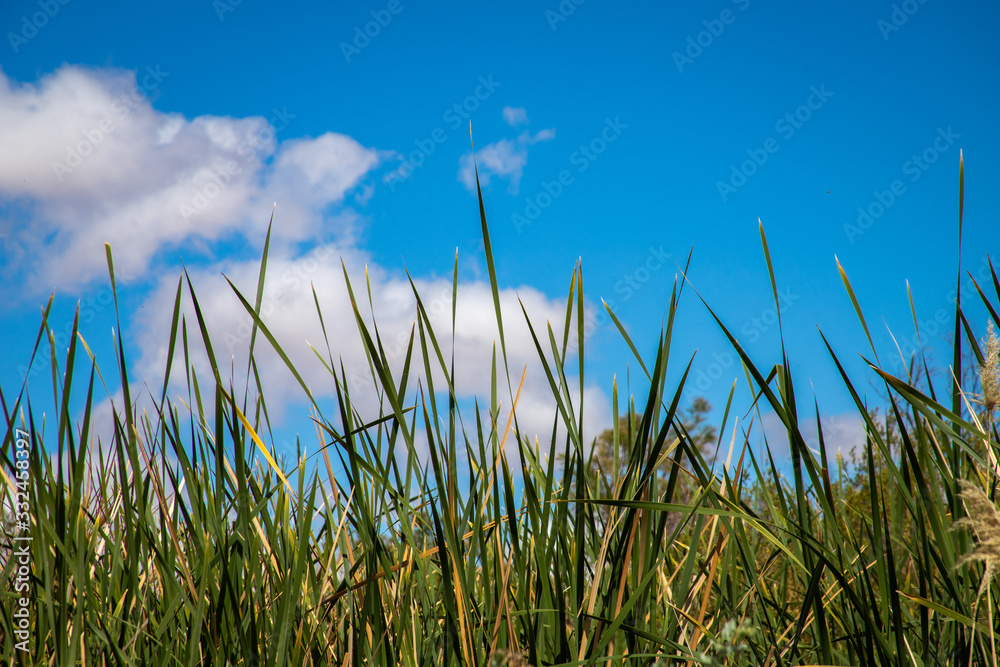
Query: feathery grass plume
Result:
<box><xmin>953</xmin><ymin>479</ymin><xmax>1000</xmax><ymax>603</ymax></box>
<box><xmin>978</xmin><ymin>320</ymin><xmax>1000</xmax><ymax>428</ymax></box>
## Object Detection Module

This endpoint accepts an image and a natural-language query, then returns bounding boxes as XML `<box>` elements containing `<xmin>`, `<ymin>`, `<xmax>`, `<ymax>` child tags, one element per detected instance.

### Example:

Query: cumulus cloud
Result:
<box><xmin>0</xmin><ymin>66</ymin><xmax>608</xmax><ymax>456</ymax></box>
<box><xmin>458</xmin><ymin>110</ymin><xmax>555</xmax><ymax>195</ymax></box>
<box><xmin>458</xmin><ymin>138</ymin><xmax>528</xmax><ymax>195</ymax></box>
<box><xmin>0</xmin><ymin>65</ymin><xmax>379</xmax><ymax>294</ymax></box>
<box><xmin>502</xmin><ymin>106</ymin><xmax>529</xmax><ymax>127</ymax></box>
<box><xmin>522</xmin><ymin>128</ymin><xmax>556</xmax><ymax>145</ymax></box>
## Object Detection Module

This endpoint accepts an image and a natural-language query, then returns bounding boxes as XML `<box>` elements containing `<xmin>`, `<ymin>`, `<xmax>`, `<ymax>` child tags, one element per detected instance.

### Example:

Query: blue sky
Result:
<box><xmin>1</xmin><ymin>0</ymin><xmax>998</xmax><ymax>462</ymax></box>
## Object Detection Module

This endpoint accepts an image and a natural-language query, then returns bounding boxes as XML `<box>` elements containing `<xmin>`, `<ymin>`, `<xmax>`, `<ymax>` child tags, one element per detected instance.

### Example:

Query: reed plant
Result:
<box><xmin>1</xmin><ymin>155</ymin><xmax>998</xmax><ymax>665</ymax></box>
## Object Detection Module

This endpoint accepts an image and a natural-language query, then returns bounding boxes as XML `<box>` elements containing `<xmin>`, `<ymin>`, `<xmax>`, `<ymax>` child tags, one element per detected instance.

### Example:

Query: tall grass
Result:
<box><xmin>1</xmin><ymin>154</ymin><xmax>999</xmax><ymax>665</ymax></box>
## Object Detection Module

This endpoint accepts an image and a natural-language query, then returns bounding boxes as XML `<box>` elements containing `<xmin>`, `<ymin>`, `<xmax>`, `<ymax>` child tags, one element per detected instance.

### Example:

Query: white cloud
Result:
<box><xmin>0</xmin><ymin>65</ymin><xmax>379</xmax><ymax>294</ymax></box>
<box><xmin>522</xmin><ymin>128</ymin><xmax>556</xmax><ymax>145</ymax></box>
<box><xmin>458</xmin><ymin>138</ymin><xmax>527</xmax><ymax>195</ymax></box>
<box><xmin>502</xmin><ymin>106</ymin><xmax>529</xmax><ymax>127</ymax></box>
<box><xmin>0</xmin><ymin>65</ymin><xmax>610</xmax><ymax>463</ymax></box>
<box><xmin>457</xmin><ymin>128</ymin><xmax>555</xmax><ymax>196</ymax></box>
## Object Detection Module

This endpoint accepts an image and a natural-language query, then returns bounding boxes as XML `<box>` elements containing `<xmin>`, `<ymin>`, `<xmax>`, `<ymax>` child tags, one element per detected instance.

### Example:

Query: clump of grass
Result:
<box><xmin>1</xmin><ymin>155</ymin><xmax>998</xmax><ymax>665</ymax></box>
